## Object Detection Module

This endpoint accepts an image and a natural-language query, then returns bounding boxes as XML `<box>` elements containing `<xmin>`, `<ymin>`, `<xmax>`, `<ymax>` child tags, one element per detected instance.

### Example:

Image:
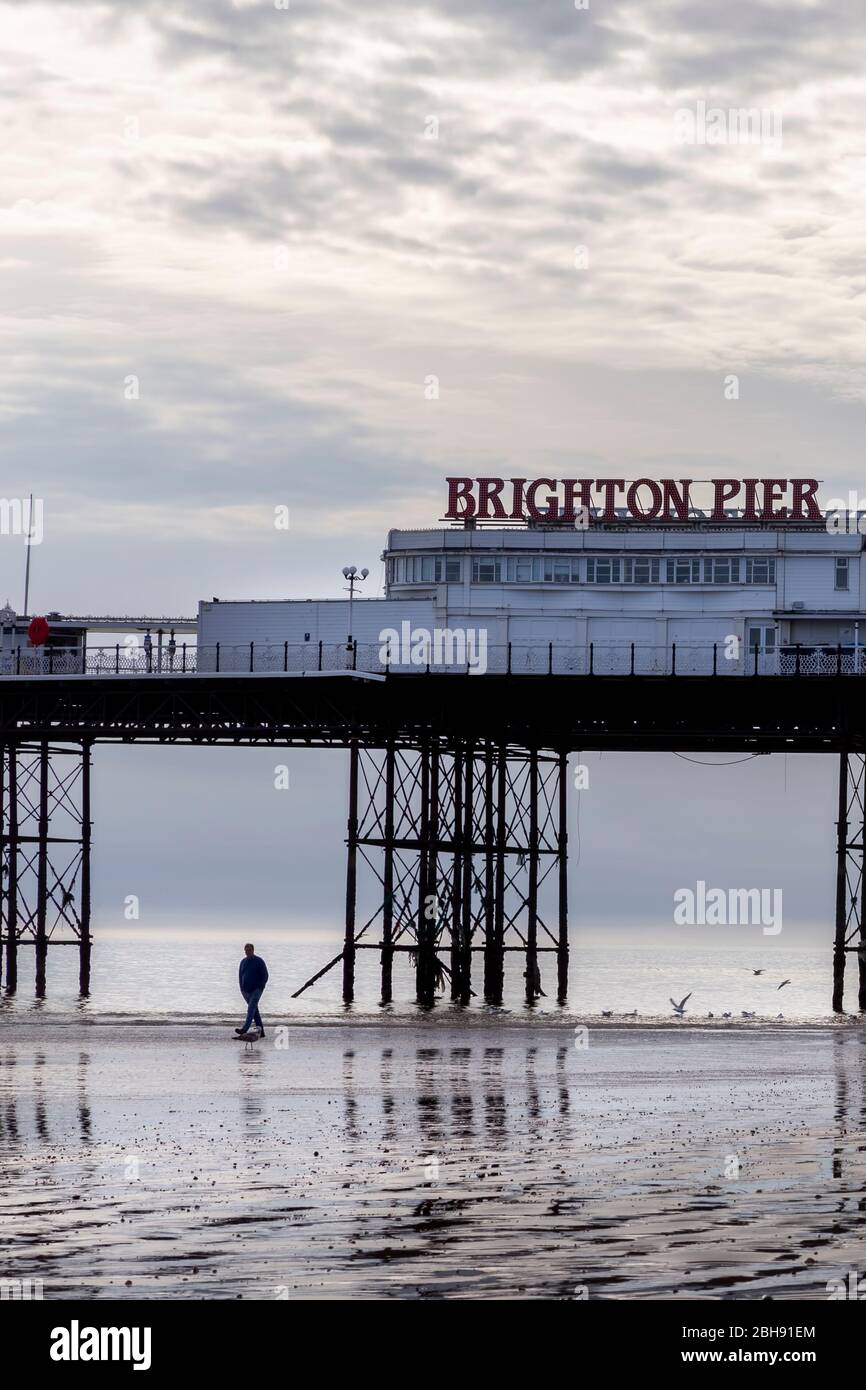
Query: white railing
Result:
<box><xmin>3</xmin><ymin>641</ymin><xmax>866</xmax><ymax>677</ymax></box>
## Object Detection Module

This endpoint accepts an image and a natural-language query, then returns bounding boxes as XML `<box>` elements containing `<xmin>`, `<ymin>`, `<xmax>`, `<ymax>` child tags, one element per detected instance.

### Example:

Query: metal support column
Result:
<box><xmin>832</xmin><ymin>750</ymin><xmax>866</xmax><ymax>1013</ymax></box>
<box><xmin>450</xmin><ymin>743</ymin><xmax>464</xmax><ymax>999</ymax></box>
<box><xmin>35</xmin><ymin>741</ymin><xmax>49</xmax><ymax>997</ymax></box>
<box><xmin>557</xmin><ymin>749</ymin><xmax>569</xmax><ymax>1003</ymax></box>
<box><xmin>79</xmin><ymin>739</ymin><xmax>92</xmax><ymax>995</ymax></box>
<box><xmin>4</xmin><ymin>746</ymin><xmax>18</xmax><ymax>992</ymax></box>
<box><xmin>458</xmin><ymin>741</ymin><xmax>474</xmax><ymax>1004</ymax></box>
<box><xmin>380</xmin><ymin>740</ymin><xmax>395</xmax><ymax>1004</ymax></box>
<box><xmin>525</xmin><ymin>749</ymin><xmax>539</xmax><ymax>1004</ymax></box>
<box><xmin>342</xmin><ymin>740</ymin><xmax>359</xmax><ymax>1004</ymax></box>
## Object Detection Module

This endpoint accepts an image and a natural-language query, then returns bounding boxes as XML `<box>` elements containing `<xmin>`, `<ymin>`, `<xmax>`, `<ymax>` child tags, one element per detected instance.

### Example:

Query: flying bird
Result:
<box><xmin>777</xmin><ymin>980</ymin><xmax>791</xmax><ymax>990</ymax></box>
<box><xmin>670</xmin><ymin>993</ymin><xmax>692</xmax><ymax>1016</ymax></box>
<box><xmin>751</xmin><ymin>969</ymin><xmax>766</xmax><ymax>976</ymax></box>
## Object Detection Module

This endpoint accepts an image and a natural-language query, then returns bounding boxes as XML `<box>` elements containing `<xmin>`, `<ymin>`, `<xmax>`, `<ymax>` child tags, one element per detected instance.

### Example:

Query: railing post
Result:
<box><xmin>283</xmin><ymin>640</ymin><xmax>288</xmax><ymax>672</ymax></box>
<box><xmin>15</xmin><ymin>647</ymin><xmax>20</xmax><ymax>674</ymax></box>
<box><xmin>671</xmin><ymin>642</ymin><xmax>676</xmax><ymax>676</ymax></box>
<box><xmin>630</xmin><ymin>642</ymin><xmax>635</xmax><ymax>675</ymax></box>
<box><xmin>795</xmin><ymin>643</ymin><xmax>801</xmax><ymax>676</ymax></box>
<box><xmin>837</xmin><ymin>643</ymin><xmax>842</xmax><ymax>676</ymax></box>
<box><xmin>548</xmin><ymin>641</ymin><xmax>553</xmax><ymax>675</ymax></box>
<box><xmin>589</xmin><ymin>641</ymin><xmax>594</xmax><ymax>675</ymax></box>
<box><xmin>318</xmin><ymin>640</ymin><xmax>323</xmax><ymax>671</ymax></box>
<box><xmin>753</xmin><ymin>642</ymin><xmax>759</xmax><ymax>676</ymax></box>
<box><xmin>81</xmin><ymin>644</ymin><xmax>86</xmax><ymax>675</ymax></box>
<box><xmin>182</xmin><ymin>643</ymin><xmax>187</xmax><ymax>673</ymax></box>
<box><xmin>249</xmin><ymin>641</ymin><xmax>254</xmax><ymax>673</ymax></box>
<box><xmin>352</xmin><ymin>639</ymin><xmax>357</xmax><ymax>671</ymax></box>
<box><xmin>216</xmin><ymin>642</ymin><xmax>220</xmax><ymax>673</ymax></box>
<box><xmin>507</xmin><ymin>642</ymin><xmax>512</xmax><ymax>675</ymax></box>
<box><xmin>712</xmin><ymin>642</ymin><xmax>717</xmax><ymax>676</ymax></box>
<box><xmin>48</xmin><ymin>646</ymin><xmax>54</xmax><ymax>675</ymax></box>
<box><xmin>114</xmin><ymin>644</ymin><xmax>119</xmax><ymax>674</ymax></box>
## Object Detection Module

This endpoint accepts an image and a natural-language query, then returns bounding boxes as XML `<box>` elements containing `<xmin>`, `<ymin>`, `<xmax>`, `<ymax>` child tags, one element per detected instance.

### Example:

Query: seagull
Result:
<box><xmin>777</xmin><ymin>980</ymin><xmax>791</xmax><ymax>990</ymax></box>
<box><xmin>670</xmin><ymin>993</ymin><xmax>692</xmax><ymax>1016</ymax></box>
<box><xmin>751</xmin><ymin>969</ymin><xmax>766</xmax><ymax>976</ymax></box>
<box><xmin>601</xmin><ymin>1010</ymin><xmax>612</xmax><ymax>1018</ymax></box>
<box><xmin>741</xmin><ymin>1010</ymin><xmax>756</xmax><ymax>1019</ymax></box>
<box><xmin>621</xmin><ymin>1010</ymin><xmax>638</xmax><ymax>1018</ymax></box>
<box><xmin>776</xmin><ymin>1013</ymin><xmax>785</xmax><ymax>1020</ymax></box>
<box><xmin>707</xmin><ymin>1012</ymin><xmax>714</xmax><ymax>1019</ymax></box>
<box><xmin>722</xmin><ymin>1012</ymin><xmax>732</xmax><ymax>1019</ymax></box>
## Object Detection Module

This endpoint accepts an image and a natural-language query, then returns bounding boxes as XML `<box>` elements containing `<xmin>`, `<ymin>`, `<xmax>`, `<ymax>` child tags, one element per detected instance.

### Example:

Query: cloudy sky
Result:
<box><xmin>0</xmin><ymin>0</ymin><xmax>862</xmax><ymax>962</ymax></box>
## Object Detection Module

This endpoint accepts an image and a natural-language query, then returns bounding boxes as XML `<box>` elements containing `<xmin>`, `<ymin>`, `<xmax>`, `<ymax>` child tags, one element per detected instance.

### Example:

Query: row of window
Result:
<box><xmin>388</xmin><ymin>554</ymin><xmax>791</xmax><ymax>586</ymax></box>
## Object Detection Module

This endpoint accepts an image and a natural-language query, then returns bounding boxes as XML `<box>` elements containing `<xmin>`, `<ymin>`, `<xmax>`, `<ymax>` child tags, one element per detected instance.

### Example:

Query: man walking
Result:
<box><xmin>235</xmin><ymin>942</ymin><xmax>269</xmax><ymax>1038</ymax></box>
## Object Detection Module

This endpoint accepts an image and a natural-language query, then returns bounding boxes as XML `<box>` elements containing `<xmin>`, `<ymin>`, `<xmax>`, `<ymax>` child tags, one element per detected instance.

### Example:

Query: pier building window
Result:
<box><xmin>703</xmin><ymin>557</ymin><xmax>741</xmax><ymax>584</ymax></box>
<box><xmin>586</xmin><ymin>558</ymin><xmax>621</xmax><ymax>583</ymax></box>
<box><xmin>506</xmin><ymin>556</ymin><xmax>542</xmax><ymax>582</ymax></box>
<box><xmin>666</xmin><ymin>558</ymin><xmax>702</xmax><ymax>584</ymax></box>
<box><xmin>392</xmin><ymin>555</ymin><xmax>462</xmax><ymax>583</ymax></box>
<box><xmin>745</xmin><ymin>558</ymin><xmax>775</xmax><ymax>584</ymax></box>
<box><xmin>472</xmin><ymin>556</ymin><xmax>502</xmax><ymax>583</ymax></box>
<box><xmin>622</xmin><ymin>557</ymin><xmax>660</xmax><ymax>584</ymax></box>
<box><xmin>543</xmin><ymin>556</ymin><xmax>580</xmax><ymax>583</ymax></box>
<box><xmin>835</xmin><ymin>557</ymin><xmax>850</xmax><ymax>590</ymax></box>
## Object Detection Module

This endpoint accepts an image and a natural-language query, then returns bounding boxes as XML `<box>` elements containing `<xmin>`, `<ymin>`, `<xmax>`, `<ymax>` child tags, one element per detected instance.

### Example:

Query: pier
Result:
<box><xmin>1</xmin><ymin>643</ymin><xmax>866</xmax><ymax>1009</ymax></box>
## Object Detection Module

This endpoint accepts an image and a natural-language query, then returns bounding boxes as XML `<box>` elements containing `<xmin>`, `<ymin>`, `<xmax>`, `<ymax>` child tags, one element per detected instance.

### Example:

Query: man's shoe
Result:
<box><xmin>234</xmin><ymin>1027</ymin><xmax>248</xmax><ymax>1036</ymax></box>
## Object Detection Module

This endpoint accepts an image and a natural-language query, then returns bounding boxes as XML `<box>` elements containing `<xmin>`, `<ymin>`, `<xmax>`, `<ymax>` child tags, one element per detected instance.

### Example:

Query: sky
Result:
<box><xmin>0</xmin><ymin>0</ymin><xmax>862</xmax><ymax>959</ymax></box>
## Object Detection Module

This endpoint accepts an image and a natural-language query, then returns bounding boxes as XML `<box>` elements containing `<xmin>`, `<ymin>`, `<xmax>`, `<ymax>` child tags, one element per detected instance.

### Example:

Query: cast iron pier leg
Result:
<box><xmin>79</xmin><ymin>739</ymin><xmax>92</xmax><ymax>995</ymax></box>
<box><xmin>380</xmin><ymin>741</ymin><xmax>395</xmax><ymax>1004</ymax></box>
<box><xmin>342</xmin><ymin>740</ymin><xmax>359</xmax><ymax>1004</ymax></box>
<box><xmin>557</xmin><ymin>750</ymin><xmax>569</xmax><ymax>1003</ymax></box>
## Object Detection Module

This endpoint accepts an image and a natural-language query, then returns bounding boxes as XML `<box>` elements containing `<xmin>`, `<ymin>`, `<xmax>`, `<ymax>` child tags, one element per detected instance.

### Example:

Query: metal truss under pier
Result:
<box><xmin>319</xmin><ymin>741</ymin><xmax>568</xmax><ymax>1007</ymax></box>
<box><xmin>0</xmin><ymin>741</ymin><xmax>92</xmax><ymax>995</ymax></box>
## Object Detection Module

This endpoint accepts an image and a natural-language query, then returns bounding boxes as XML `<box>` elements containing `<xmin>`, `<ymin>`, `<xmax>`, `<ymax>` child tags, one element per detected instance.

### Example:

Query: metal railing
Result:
<box><xmin>3</xmin><ymin>640</ymin><xmax>866</xmax><ymax>677</ymax></box>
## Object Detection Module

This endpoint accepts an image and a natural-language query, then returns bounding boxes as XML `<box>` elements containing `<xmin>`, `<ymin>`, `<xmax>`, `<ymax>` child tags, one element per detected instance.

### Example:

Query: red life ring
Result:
<box><xmin>28</xmin><ymin>616</ymin><xmax>49</xmax><ymax>646</ymax></box>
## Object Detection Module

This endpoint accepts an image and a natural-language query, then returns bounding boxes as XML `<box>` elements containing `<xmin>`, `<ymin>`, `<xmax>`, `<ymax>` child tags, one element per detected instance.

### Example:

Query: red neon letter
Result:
<box><xmin>445</xmin><ymin>478</ymin><xmax>476</xmax><ymax>519</ymax></box>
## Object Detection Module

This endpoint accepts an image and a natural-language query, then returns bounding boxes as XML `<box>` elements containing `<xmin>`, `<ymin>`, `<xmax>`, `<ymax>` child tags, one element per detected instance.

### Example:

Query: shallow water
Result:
<box><xmin>0</xmin><ymin>939</ymin><xmax>846</xmax><ymax>1024</ymax></box>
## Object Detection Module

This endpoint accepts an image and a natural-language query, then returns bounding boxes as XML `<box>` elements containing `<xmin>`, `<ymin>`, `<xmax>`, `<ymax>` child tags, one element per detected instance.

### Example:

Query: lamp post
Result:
<box><xmin>342</xmin><ymin>565</ymin><xmax>369</xmax><ymax>650</ymax></box>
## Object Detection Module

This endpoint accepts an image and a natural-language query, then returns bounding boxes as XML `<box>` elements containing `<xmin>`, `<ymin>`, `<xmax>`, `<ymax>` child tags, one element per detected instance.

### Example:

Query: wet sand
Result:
<box><xmin>2</xmin><ymin>1020</ymin><xmax>865</xmax><ymax>1299</ymax></box>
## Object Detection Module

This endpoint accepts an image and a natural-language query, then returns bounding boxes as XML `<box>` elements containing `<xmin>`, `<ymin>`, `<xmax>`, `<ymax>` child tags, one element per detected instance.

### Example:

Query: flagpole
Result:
<box><xmin>23</xmin><ymin>492</ymin><xmax>33</xmax><ymax>616</ymax></box>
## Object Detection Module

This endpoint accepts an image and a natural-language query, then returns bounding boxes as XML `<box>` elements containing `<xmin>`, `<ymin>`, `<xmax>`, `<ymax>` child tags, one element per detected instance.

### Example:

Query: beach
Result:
<box><xmin>2</xmin><ymin>1019</ymin><xmax>865</xmax><ymax>1300</ymax></box>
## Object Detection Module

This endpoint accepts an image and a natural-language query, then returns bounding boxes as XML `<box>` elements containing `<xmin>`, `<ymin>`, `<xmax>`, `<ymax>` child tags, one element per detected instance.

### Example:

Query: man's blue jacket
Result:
<box><xmin>239</xmin><ymin>954</ymin><xmax>269</xmax><ymax>993</ymax></box>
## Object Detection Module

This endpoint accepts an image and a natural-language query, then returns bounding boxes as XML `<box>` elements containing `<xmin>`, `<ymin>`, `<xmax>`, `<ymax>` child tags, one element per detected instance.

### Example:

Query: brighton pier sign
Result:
<box><xmin>444</xmin><ymin>477</ymin><xmax>824</xmax><ymax>524</ymax></box>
